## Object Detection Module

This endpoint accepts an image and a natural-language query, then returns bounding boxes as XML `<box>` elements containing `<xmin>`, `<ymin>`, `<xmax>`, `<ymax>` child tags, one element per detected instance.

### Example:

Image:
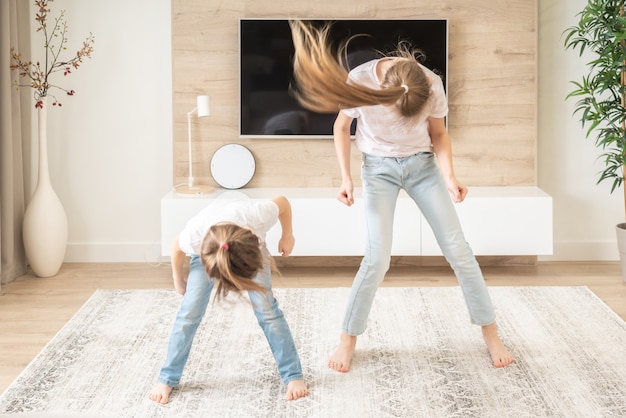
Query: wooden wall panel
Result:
<box><xmin>171</xmin><ymin>0</ymin><xmax>537</xmax><ymax>189</ymax></box>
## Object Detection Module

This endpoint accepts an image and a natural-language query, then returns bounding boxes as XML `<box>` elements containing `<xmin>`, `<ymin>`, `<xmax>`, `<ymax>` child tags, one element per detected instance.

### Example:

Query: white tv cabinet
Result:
<box><xmin>161</xmin><ymin>187</ymin><xmax>552</xmax><ymax>257</ymax></box>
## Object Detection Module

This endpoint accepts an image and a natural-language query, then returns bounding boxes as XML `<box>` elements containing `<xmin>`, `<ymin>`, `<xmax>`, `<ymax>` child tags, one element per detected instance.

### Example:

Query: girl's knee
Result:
<box><xmin>253</xmin><ymin>300</ymin><xmax>283</xmax><ymax>321</ymax></box>
<box><xmin>175</xmin><ymin>303</ymin><xmax>207</xmax><ymax>325</ymax></box>
<box><xmin>360</xmin><ymin>255</ymin><xmax>391</xmax><ymax>279</ymax></box>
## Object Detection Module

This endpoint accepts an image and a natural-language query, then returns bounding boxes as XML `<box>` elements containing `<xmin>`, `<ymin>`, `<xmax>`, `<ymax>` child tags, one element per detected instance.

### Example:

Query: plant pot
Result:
<box><xmin>616</xmin><ymin>223</ymin><xmax>626</xmax><ymax>283</ymax></box>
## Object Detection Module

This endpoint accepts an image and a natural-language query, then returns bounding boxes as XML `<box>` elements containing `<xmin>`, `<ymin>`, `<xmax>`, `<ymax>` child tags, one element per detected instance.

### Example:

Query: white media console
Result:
<box><xmin>161</xmin><ymin>187</ymin><xmax>553</xmax><ymax>257</ymax></box>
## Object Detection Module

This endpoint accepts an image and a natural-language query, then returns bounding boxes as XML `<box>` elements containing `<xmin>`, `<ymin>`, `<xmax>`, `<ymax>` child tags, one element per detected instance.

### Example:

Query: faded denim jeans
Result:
<box><xmin>158</xmin><ymin>251</ymin><xmax>303</xmax><ymax>387</ymax></box>
<box><xmin>342</xmin><ymin>152</ymin><xmax>496</xmax><ymax>336</ymax></box>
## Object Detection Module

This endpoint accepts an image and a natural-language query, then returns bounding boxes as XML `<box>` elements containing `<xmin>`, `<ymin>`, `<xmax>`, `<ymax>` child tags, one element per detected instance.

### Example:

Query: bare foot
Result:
<box><xmin>285</xmin><ymin>379</ymin><xmax>308</xmax><ymax>400</ymax></box>
<box><xmin>482</xmin><ymin>322</ymin><xmax>515</xmax><ymax>368</ymax></box>
<box><xmin>149</xmin><ymin>382</ymin><xmax>174</xmax><ymax>404</ymax></box>
<box><xmin>328</xmin><ymin>332</ymin><xmax>357</xmax><ymax>372</ymax></box>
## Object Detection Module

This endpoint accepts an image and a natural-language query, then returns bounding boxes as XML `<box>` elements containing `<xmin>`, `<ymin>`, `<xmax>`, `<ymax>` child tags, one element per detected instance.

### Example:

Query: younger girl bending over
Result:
<box><xmin>149</xmin><ymin>196</ymin><xmax>308</xmax><ymax>404</ymax></box>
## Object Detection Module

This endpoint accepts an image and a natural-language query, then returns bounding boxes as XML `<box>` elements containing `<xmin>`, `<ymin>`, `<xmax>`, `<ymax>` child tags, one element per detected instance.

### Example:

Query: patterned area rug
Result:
<box><xmin>1</xmin><ymin>286</ymin><xmax>625</xmax><ymax>418</ymax></box>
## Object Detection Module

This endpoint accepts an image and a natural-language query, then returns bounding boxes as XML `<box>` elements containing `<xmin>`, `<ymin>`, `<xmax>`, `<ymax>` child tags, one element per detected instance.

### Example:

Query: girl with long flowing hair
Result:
<box><xmin>289</xmin><ymin>19</ymin><xmax>515</xmax><ymax>372</ymax></box>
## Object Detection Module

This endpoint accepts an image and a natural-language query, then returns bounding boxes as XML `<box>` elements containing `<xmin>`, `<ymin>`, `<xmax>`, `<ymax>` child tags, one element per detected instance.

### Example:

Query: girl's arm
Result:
<box><xmin>271</xmin><ymin>196</ymin><xmax>295</xmax><ymax>256</ymax></box>
<box><xmin>333</xmin><ymin>111</ymin><xmax>355</xmax><ymax>206</ymax></box>
<box><xmin>170</xmin><ymin>235</ymin><xmax>188</xmax><ymax>295</ymax></box>
<box><xmin>429</xmin><ymin>117</ymin><xmax>468</xmax><ymax>203</ymax></box>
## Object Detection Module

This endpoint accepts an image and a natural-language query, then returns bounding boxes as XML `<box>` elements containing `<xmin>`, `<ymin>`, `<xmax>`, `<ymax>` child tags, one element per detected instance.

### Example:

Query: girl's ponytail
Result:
<box><xmin>201</xmin><ymin>223</ymin><xmax>267</xmax><ymax>300</ymax></box>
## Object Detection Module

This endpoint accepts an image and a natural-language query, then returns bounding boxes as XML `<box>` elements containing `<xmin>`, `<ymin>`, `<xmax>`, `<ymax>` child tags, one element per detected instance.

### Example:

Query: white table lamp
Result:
<box><xmin>176</xmin><ymin>95</ymin><xmax>214</xmax><ymax>195</ymax></box>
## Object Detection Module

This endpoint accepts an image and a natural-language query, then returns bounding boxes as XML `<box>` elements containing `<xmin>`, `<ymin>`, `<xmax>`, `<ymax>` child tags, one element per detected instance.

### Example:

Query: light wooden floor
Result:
<box><xmin>0</xmin><ymin>261</ymin><xmax>624</xmax><ymax>394</ymax></box>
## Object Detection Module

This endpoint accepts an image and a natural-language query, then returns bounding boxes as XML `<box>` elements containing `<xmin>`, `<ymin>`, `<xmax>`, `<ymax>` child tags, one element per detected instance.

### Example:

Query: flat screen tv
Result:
<box><xmin>239</xmin><ymin>18</ymin><xmax>448</xmax><ymax>138</ymax></box>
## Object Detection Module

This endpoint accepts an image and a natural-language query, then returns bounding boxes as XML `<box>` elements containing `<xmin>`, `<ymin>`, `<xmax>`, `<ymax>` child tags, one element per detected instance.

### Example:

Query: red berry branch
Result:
<box><xmin>9</xmin><ymin>0</ymin><xmax>94</xmax><ymax>108</ymax></box>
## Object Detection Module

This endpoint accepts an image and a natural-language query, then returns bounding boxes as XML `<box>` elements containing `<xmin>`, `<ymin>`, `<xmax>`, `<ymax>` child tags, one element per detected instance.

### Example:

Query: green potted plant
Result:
<box><xmin>563</xmin><ymin>0</ymin><xmax>626</xmax><ymax>281</ymax></box>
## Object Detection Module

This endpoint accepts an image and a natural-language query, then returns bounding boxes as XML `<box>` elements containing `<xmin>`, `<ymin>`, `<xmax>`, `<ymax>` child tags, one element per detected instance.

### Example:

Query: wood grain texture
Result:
<box><xmin>171</xmin><ymin>0</ymin><xmax>537</xmax><ymax>189</ymax></box>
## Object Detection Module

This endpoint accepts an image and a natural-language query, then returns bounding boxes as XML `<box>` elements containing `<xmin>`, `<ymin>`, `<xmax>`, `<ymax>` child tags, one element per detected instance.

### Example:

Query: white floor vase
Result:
<box><xmin>22</xmin><ymin>97</ymin><xmax>68</xmax><ymax>277</ymax></box>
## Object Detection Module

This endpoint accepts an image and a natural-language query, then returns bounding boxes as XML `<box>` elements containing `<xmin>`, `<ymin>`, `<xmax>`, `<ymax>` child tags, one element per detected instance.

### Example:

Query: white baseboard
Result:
<box><xmin>63</xmin><ymin>241</ymin><xmax>619</xmax><ymax>263</ymax></box>
<box><xmin>64</xmin><ymin>242</ymin><xmax>164</xmax><ymax>263</ymax></box>
<box><xmin>539</xmin><ymin>241</ymin><xmax>619</xmax><ymax>261</ymax></box>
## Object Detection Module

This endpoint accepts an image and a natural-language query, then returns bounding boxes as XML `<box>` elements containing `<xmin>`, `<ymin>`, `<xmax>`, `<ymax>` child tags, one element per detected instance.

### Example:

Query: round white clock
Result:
<box><xmin>210</xmin><ymin>144</ymin><xmax>256</xmax><ymax>189</ymax></box>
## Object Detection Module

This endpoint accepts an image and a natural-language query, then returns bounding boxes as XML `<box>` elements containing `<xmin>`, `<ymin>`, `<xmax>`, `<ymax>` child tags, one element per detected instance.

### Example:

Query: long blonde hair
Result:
<box><xmin>288</xmin><ymin>20</ymin><xmax>432</xmax><ymax>118</ymax></box>
<box><xmin>200</xmin><ymin>223</ymin><xmax>275</xmax><ymax>300</ymax></box>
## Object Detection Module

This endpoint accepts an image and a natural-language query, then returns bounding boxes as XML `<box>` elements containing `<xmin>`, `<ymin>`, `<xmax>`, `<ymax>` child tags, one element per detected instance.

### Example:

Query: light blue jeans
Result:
<box><xmin>342</xmin><ymin>152</ymin><xmax>496</xmax><ymax>336</ymax></box>
<box><xmin>158</xmin><ymin>251</ymin><xmax>303</xmax><ymax>387</ymax></box>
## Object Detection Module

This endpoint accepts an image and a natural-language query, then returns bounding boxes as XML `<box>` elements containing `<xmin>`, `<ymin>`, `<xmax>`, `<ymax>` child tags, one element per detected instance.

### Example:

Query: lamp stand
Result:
<box><xmin>175</xmin><ymin>95</ymin><xmax>213</xmax><ymax>195</ymax></box>
<box><xmin>175</xmin><ymin>184</ymin><xmax>214</xmax><ymax>194</ymax></box>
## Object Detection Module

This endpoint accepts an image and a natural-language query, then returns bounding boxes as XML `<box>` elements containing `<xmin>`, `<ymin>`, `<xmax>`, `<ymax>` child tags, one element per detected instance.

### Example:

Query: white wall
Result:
<box><xmin>27</xmin><ymin>0</ymin><xmax>173</xmax><ymax>262</ymax></box>
<box><xmin>538</xmin><ymin>0</ymin><xmax>622</xmax><ymax>260</ymax></box>
<box><xmin>24</xmin><ymin>0</ymin><xmax>621</xmax><ymax>262</ymax></box>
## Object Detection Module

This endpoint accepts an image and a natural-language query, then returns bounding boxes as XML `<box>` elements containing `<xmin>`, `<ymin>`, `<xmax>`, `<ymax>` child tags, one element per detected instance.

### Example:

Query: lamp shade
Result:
<box><xmin>197</xmin><ymin>95</ymin><xmax>210</xmax><ymax>117</ymax></box>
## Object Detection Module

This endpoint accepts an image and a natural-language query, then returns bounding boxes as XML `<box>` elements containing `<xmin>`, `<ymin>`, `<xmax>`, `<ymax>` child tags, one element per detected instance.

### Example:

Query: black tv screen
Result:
<box><xmin>239</xmin><ymin>18</ymin><xmax>448</xmax><ymax>138</ymax></box>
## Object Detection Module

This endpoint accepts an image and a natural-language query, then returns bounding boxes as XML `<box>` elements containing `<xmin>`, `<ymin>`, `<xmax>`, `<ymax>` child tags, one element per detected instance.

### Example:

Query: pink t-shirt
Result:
<box><xmin>341</xmin><ymin>58</ymin><xmax>448</xmax><ymax>157</ymax></box>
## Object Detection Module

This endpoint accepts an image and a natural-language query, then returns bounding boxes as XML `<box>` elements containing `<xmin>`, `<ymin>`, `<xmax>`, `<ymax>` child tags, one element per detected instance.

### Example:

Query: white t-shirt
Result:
<box><xmin>341</xmin><ymin>58</ymin><xmax>448</xmax><ymax>157</ymax></box>
<box><xmin>178</xmin><ymin>199</ymin><xmax>279</xmax><ymax>255</ymax></box>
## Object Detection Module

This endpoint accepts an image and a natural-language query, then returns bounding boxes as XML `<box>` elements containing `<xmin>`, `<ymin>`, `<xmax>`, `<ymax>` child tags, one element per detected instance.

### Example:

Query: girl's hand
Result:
<box><xmin>337</xmin><ymin>179</ymin><xmax>355</xmax><ymax>206</ymax></box>
<box><xmin>278</xmin><ymin>234</ymin><xmax>295</xmax><ymax>256</ymax></box>
<box><xmin>173</xmin><ymin>275</ymin><xmax>187</xmax><ymax>295</ymax></box>
<box><xmin>446</xmin><ymin>178</ymin><xmax>468</xmax><ymax>203</ymax></box>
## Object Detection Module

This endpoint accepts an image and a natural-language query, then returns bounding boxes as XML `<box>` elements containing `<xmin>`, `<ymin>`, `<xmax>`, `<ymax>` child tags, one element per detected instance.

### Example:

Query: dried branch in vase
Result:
<box><xmin>9</xmin><ymin>0</ymin><xmax>95</xmax><ymax>108</ymax></box>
